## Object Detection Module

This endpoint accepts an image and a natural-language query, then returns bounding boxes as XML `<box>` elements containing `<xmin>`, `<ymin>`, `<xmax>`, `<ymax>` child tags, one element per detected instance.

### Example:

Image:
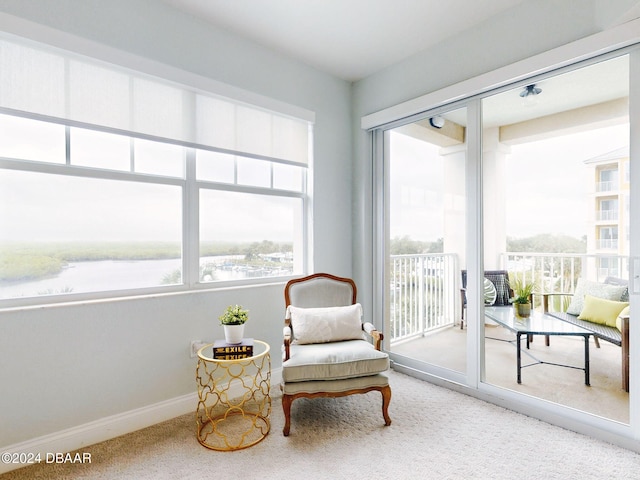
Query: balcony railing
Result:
<box><xmin>597</xmin><ymin>180</ymin><xmax>619</xmax><ymax>192</ymax></box>
<box><xmin>504</xmin><ymin>252</ymin><xmax>627</xmax><ymax>294</ymax></box>
<box><xmin>390</xmin><ymin>253</ymin><xmax>458</xmax><ymax>343</ymax></box>
<box><xmin>389</xmin><ymin>252</ymin><xmax>628</xmax><ymax>344</ymax></box>
<box><xmin>597</xmin><ymin>239</ymin><xmax>619</xmax><ymax>249</ymax></box>
<box><xmin>597</xmin><ymin>210</ymin><xmax>618</xmax><ymax>221</ymax></box>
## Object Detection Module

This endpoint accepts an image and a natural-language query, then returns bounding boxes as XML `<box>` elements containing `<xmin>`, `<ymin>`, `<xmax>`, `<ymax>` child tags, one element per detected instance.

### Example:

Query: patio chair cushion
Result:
<box><xmin>566</xmin><ymin>279</ymin><xmax>627</xmax><ymax>315</ymax></box>
<box><xmin>282</xmin><ymin>339</ymin><xmax>389</xmax><ymax>382</ymax></box>
<box><xmin>287</xmin><ymin>304</ymin><xmax>364</xmax><ymax>344</ymax></box>
<box><xmin>577</xmin><ymin>295</ymin><xmax>628</xmax><ymax>327</ymax></box>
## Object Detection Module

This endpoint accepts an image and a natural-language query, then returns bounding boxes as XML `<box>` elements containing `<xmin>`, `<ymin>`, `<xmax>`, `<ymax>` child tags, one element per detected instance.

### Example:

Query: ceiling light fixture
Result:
<box><xmin>519</xmin><ymin>84</ymin><xmax>542</xmax><ymax>97</ymax></box>
<box><xmin>519</xmin><ymin>84</ymin><xmax>542</xmax><ymax>107</ymax></box>
<box><xmin>429</xmin><ymin>116</ymin><xmax>445</xmax><ymax>129</ymax></box>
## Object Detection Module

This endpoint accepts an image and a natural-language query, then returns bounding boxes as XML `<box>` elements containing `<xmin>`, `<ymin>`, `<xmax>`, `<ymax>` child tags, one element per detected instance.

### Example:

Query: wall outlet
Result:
<box><xmin>190</xmin><ymin>340</ymin><xmax>207</xmax><ymax>358</ymax></box>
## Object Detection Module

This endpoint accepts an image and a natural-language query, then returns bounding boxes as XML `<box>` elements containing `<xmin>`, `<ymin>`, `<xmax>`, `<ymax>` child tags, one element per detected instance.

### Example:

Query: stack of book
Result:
<box><xmin>213</xmin><ymin>338</ymin><xmax>254</xmax><ymax>360</ymax></box>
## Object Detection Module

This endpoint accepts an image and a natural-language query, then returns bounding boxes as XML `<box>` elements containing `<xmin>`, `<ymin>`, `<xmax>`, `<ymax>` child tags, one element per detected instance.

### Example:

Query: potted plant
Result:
<box><xmin>219</xmin><ymin>304</ymin><xmax>249</xmax><ymax>344</ymax></box>
<box><xmin>511</xmin><ymin>277</ymin><xmax>535</xmax><ymax>318</ymax></box>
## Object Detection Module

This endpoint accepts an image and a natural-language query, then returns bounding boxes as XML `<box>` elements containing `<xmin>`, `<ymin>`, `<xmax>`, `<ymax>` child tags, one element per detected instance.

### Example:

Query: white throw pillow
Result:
<box><xmin>566</xmin><ymin>278</ymin><xmax>627</xmax><ymax>315</ymax></box>
<box><xmin>287</xmin><ymin>303</ymin><xmax>364</xmax><ymax>344</ymax></box>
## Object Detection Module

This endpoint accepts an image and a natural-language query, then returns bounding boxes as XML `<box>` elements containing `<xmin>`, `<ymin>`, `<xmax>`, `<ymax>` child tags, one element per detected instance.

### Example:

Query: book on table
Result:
<box><xmin>213</xmin><ymin>338</ymin><xmax>254</xmax><ymax>359</ymax></box>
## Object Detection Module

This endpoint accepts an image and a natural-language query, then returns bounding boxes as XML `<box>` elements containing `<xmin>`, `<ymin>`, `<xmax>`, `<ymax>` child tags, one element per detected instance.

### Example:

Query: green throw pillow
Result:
<box><xmin>577</xmin><ymin>295</ymin><xmax>628</xmax><ymax>327</ymax></box>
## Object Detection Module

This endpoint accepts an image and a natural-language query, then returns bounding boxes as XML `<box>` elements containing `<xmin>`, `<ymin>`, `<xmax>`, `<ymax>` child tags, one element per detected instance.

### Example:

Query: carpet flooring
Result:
<box><xmin>3</xmin><ymin>370</ymin><xmax>640</xmax><ymax>480</ymax></box>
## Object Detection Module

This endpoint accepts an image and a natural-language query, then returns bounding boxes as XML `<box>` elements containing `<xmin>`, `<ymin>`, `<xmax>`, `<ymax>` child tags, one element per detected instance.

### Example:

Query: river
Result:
<box><xmin>0</xmin><ymin>255</ymin><xmax>284</xmax><ymax>300</ymax></box>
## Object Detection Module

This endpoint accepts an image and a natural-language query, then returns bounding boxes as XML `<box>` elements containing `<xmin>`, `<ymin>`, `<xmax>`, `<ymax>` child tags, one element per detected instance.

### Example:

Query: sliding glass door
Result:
<box><xmin>379</xmin><ymin>49</ymin><xmax>636</xmax><ymax>427</ymax></box>
<box><xmin>481</xmin><ymin>54</ymin><xmax>630</xmax><ymax>423</ymax></box>
<box><xmin>385</xmin><ymin>107</ymin><xmax>467</xmax><ymax>377</ymax></box>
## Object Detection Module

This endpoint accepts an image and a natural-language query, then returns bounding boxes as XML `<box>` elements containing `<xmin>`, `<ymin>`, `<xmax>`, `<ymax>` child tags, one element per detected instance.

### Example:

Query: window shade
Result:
<box><xmin>0</xmin><ymin>36</ymin><xmax>310</xmax><ymax>165</ymax></box>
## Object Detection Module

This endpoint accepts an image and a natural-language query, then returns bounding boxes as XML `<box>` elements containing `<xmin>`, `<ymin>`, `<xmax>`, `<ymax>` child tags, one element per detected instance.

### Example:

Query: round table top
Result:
<box><xmin>197</xmin><ymin>339</ymin><xmax>270</xmax><ymax>363</ymax></box>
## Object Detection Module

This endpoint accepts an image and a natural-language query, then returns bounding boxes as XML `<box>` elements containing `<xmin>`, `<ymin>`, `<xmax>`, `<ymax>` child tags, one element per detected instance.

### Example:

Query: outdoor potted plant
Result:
<box><xmin>219</xmin><ymin>304</ymin><xmax>249</xmax><ymax>344</ymax></box>
<box><xmin>512</xmin><ymin>277</ymin><xmax>534</xmax><ymax>318</ymax></box>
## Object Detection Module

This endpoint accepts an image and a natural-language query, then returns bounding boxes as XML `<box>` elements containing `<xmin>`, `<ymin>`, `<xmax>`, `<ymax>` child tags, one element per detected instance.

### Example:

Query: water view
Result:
<box><xmin>0</xmin><ymin>254</ymin><xmax>293</xmax><ymax>300</ymax></box>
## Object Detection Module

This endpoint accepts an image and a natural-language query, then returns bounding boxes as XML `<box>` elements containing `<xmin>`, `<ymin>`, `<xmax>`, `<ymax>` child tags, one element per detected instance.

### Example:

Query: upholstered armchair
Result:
<box><xmin>281</xmin><ymin>273</ymin><xmax>392</xmax><ymax>436</ymax></box>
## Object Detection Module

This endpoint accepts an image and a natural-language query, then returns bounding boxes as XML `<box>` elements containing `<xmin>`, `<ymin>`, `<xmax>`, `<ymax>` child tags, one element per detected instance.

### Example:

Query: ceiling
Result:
<box><xmin>161</xmin><ymin>0</ymin><xmax>629</xmax><ymax>131</ymax></box>
<box><xmin>162</xmin><ymin>0</ymin><xmax>527</xmax><ymax>81</ymax></box>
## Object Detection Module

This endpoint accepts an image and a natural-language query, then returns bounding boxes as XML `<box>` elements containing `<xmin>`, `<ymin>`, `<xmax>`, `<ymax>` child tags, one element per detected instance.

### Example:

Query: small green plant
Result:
<box><xmin>219</xmin><ymin>305</ymin><xmax>249</xmax><ymax>325</ymax></box>
<box><xmin>512</xmin><ymin>277</ymin><xmax>535</xmax><ymax>304</ymax></box>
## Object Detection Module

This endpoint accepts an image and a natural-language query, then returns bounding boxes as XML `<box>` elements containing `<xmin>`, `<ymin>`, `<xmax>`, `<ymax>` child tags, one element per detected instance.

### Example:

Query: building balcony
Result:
<box><xmin>597</xmin><ymin>210</ymin><xmax>618</xmax><ymax>221</ymax></box>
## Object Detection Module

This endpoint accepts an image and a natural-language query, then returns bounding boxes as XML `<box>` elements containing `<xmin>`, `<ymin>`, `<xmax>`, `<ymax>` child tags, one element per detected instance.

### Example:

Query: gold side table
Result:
<box><xmin>196</xmin><ymin>340</ymin><xmax>271</xmax><ymax>451</ymax></box>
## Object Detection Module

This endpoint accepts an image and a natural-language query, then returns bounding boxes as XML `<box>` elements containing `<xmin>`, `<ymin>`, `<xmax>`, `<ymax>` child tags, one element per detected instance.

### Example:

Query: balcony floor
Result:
<box><xmin>391</xmin><ymin>323</ymin><xmax>629</xmax><ymax>423</ymax></box>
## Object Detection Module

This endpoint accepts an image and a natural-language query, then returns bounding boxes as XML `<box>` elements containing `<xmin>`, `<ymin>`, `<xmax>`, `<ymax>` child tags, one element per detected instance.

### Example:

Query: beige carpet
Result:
<box><xmin>3</xmin><ymin>370</ymin><xmax>640</xmax><ymax>480</ymax></box>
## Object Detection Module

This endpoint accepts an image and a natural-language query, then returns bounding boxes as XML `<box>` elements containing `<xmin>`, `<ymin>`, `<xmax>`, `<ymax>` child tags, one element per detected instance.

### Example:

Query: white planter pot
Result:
<box><xmin>223</xmin><ymin>324</ymin><xmax>245</xmax><ymax>344</ymax></box>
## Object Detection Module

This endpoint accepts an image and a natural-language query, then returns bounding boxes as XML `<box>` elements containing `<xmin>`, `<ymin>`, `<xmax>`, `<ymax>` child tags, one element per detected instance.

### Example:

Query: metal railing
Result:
<box><xmin>389</xmin><ymin>252</ymin><xmax>628</xmax><ymax>344</ymax></box>
<box><xmin>390</xmin><ymin>253</ymin><xmax>458</xmax><ymax>343</ymax></box>
<box><xmin>504</xmin><ymin>252</ymin><xmax>627</xmax><ymax>292</ymax></box>
<box><xmin>596</xmin><ymin>180</ymin><xmax>619</xmax><ymax>192</ymax></box>
<box><xmin>597</xmin><ymin>210</ymin><xmax>618</xmax><ymax>221</ymax></box>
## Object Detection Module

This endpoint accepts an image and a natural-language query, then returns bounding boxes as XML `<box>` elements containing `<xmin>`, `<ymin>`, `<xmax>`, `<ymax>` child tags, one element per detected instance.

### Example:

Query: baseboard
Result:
<box><xmin>1</xmin><ymin>368</ymin><xmax>283</xmax><ymax>474</ymax></box>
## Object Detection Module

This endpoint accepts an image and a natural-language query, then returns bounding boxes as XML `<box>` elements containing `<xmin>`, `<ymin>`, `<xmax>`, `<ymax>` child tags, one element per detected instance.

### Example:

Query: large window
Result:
<box><xmin>0</xmin><ymin>36</ymin><xmax>311</xmax><ymax>304</ymax></box>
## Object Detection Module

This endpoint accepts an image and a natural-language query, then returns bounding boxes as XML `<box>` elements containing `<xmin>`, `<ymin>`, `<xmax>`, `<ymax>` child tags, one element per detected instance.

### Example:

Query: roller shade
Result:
<box><xmin>0</xmin><ymin>36</ymin><xmax>310</xmax><ymax>165</ymax></box>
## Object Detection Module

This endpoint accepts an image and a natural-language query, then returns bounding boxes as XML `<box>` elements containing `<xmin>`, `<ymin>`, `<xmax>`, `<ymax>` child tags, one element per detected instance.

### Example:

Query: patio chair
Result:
<box><xmin>281</xmin><ymin>273</ymin><xmax>392</xmax><ymax>436</ymax></box>
<box><xmin>460</xmin><ymin>270</ymin><xmax>512</xmax><ymax>328</ymax></box>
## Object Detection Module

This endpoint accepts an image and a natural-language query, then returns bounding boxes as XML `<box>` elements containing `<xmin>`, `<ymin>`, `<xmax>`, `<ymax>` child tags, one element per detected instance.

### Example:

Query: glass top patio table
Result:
<box><xmin>484</xmin><ymin>306</ymin><xmax>592</xmax><ymax>385</ymax></box>
<box><xmin>484</xmin><ymin>306</ymin><xmax>593</xmax><ymax>336</ymax></box>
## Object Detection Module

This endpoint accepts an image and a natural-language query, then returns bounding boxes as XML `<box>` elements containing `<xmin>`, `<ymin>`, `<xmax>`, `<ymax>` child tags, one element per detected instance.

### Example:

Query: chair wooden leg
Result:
<box><xmin>282</xmin><ymin>394</ymin><xmax>293</xmax><ymax>436</ymax></box>
<box><xmin>381</xmin><ymin>385</ymin><xmax>392</xmax><ymax>426</ymax></box>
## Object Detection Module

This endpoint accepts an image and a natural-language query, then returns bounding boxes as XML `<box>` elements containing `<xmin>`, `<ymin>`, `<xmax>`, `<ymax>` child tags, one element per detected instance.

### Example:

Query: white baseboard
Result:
<box><xmin>1</xmin><ymin>368</ymin><xmax>282</xmax><ymax>474</ymax></box>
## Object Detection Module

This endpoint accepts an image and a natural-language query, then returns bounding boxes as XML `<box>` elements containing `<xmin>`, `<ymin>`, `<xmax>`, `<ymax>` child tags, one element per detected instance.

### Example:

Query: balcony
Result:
<box><xmin>597</xmin><ymin>239</ymin><xmax>619</xmax><ymax>249</ymax></box>
<box><xmin>390</xmin><ymin>251</ymin><xmax>628</xmax><ymax>343</ymax></box>
<box><xmin>389</xmin><ymin>252</ymin><xmax>629</xmax><ymax>423</ymax></box>
<box><xmin>596</xmin><ymin>180</ymin><xmax>619</xmax><ymax>192</ymax></box>
<box><xmin>597</xmin><ymin>209</ymin><xmax>618</xmax><ymax>221</ymax></box>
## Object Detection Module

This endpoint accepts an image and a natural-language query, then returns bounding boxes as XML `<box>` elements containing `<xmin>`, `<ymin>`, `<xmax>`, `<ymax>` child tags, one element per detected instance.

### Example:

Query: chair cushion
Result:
<box><xmin>282</xmin><ymin>373</ymin><xmax>389</xmax><ymax>395</ymax></box>
<box><xmin>566</xmin><ymin>278</ymin><xmax>627</xmax><ymax>315</ymax></box>
<box><xmin>287</xmin><ymin>304</ymin><xmax>364</xmax><ymax>344</ymax></box>
<box><xmin>282</xmin><ymin>339</ymin><xmax>389</xmax><ymax>382</ymax></box>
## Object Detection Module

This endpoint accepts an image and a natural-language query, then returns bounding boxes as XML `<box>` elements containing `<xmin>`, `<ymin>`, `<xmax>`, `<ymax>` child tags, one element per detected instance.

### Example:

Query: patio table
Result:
<box><xmin>484</xmin><ymin>306</ymin><xmax>592</xmax><ymax>385</ymax></box>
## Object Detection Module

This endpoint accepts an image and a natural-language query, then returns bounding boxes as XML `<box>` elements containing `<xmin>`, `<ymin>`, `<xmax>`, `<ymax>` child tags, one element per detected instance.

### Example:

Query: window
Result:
<box><xmin>598</xmin><ymin>198</ymin><xmax>618</xmax><ymax>221</ymax></box>
<box><xmin>598</xmin><ymin>226</ymin><xmax>619</xmax><ymax>249</ymax></box>
<box><xmin>598</xmin><ymin>167</ymin><xmax>618</xmax><ymax>191</ymax></box>
<box><xmin>0</xmin><ymin>35</ymin><xmax>311</xmax><ymax>304</ymax></box>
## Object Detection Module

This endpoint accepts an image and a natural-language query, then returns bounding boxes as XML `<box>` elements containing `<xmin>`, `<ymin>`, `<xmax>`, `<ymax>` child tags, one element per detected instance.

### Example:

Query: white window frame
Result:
<box><xmin>0</xmin><ymin>27</ymin><xmax>314</xmax><ymax>307</ymax></box>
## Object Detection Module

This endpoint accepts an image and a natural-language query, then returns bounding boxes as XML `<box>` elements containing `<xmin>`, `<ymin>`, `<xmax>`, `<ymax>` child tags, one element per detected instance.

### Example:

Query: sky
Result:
<box><xmin>0</xmin><ymin>169</ymin><xmax>296</xmax><ymax>244</ymax></box>
<box><xmin>390</xmin><ymin>122</ymin><xmax>629</xmax><ymax>242</ymax></box>
<box><xmin>505</xmin><ymin>123</ymin><xmax>628</xmax><ymax>238</ymax></box>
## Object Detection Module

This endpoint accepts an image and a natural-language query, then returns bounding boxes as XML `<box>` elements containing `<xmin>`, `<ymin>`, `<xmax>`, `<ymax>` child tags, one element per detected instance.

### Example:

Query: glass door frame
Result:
<box><xmin>372</xmin><ymin>46</ymin><xmax>639</xmax><ymax>440</ymax></box>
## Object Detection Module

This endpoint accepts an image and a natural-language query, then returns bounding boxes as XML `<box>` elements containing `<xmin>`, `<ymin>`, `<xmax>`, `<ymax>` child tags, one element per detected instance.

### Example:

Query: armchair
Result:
<box><xmin>460</xmin><ymin>270</ymin><xmax>513</xmax><ymax>328</ymax></box>
<box><xmin>281</xmin><ymin>273</ymin><xmax>392</xmax><ymax>436</ymax></box>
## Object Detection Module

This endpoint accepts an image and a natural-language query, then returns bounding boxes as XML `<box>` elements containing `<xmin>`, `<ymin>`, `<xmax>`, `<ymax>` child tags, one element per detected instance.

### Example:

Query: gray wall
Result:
<box><xmin>0</xmin><ymin>0</ymin><xmax>352</xmax><ymax>446</ymax></box>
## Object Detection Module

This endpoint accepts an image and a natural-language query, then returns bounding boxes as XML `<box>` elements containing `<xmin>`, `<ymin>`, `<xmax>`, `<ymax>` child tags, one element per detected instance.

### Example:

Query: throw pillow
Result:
<box><xmin>577</xmin><ymin>295</ymin><xmax>628</xmax><ymax>326</ymax></box>
<box><xmin>566</xmin><ymin>278</ymin><xmax>627</xmax><ymax>315</ymax></box>
<box><xmin>484</xmin><ymin>272</ymin><xmax>510</xmax><ymax>306</ymax></box>
<box><xmin>484</xmin><ymin>278</ymin><xmax>497</xmax><ymax>306</ymax></box>
<box><xmin>287</xmin><ymin>303</ymin><xmax>364</xmax><ymax>344</ymax></box>
<box><xmin>616</xmin><ymin>306</ymin><xmax>630</xmax><ymax>332</ymax></box>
